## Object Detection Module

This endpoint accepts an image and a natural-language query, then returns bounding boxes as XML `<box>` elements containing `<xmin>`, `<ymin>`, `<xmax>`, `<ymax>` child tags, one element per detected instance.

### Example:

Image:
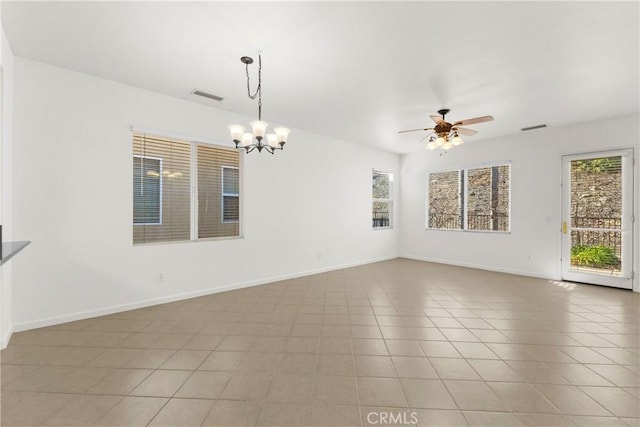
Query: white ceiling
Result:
<box><xmin>3</xmin><ymin>1</ymin><xmax>638</xmax><ymax>154</ymax></box>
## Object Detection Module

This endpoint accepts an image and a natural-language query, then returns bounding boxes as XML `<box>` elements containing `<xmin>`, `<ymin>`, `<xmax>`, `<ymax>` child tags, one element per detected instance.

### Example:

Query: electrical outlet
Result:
<box><xmin>157</xmin><ymin>273</ymin><xmax>165</xmax><ymax>282</ymax></box>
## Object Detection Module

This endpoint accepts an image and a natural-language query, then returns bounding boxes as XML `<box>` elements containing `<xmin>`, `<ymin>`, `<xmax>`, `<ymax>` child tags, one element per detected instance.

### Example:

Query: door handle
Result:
<box><xmin>562</xmin><ymin>221</ymin><xmax>567</xmax><ymax>234</ymax></box>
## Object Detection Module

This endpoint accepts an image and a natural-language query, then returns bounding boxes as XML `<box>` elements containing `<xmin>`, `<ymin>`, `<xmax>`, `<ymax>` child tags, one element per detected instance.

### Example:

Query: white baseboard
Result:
<box><xmin>1</xmin><ymin>324</ymin><xmax>13</xmax><ymax>350</ymax></box>
<box><xmin>399</xmin><ymin>254</ymin><xmax>558</xmax><ymax>281</ymax></box>
<box><xmin>12</xmin><ymin>254</ymin><xmax>399</xmax><ymax>333</ymax></box>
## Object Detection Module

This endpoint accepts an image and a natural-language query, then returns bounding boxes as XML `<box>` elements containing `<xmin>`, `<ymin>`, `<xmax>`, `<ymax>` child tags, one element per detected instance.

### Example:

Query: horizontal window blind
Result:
<box><xmin>197</xmin><ymin>144</ymin><xmax>240</xmax><ymax>239</ymax></box>
<box><xmin>133</xmin><ymin>134</ymin><xmax>191</xmax><ymax>244</ymax></box>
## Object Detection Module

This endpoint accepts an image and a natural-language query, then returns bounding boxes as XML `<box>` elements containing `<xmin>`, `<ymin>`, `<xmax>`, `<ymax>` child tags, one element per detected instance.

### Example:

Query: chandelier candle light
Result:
<box><xmin>228</xmin><ymin>54</ymin><xmax>290</xmax><ymax>154</ymax></box>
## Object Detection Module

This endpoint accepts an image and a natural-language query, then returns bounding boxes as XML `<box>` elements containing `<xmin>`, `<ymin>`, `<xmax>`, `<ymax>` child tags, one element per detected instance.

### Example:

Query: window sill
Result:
<box><xmin>425</xmin><ymin>228</ymin><xmax>511</xmax><ymax>235</ymax></box>
<box><xmin>133</xmin><ymin>235</ymin><xmax>245</xmax><ymax>247</ymax></box>
<box><xmin>373</xmin><ymin>227</ymin><xmax>393</xmax><ymax>231</ymax></box>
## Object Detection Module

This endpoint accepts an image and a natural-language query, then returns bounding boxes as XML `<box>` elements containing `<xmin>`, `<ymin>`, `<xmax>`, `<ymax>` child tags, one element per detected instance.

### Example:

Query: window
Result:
<box><xmin>133</xmin><ymin>133</ymin><xmax>240</xmax><ymax>244</ymax></box>
<box><xmin>133</xmin><ymin>156</ymin><xmax>162</xmax><ymax>225</ymax></box>
<box><xmin>427</xmin><ymin>164</ymin><xmax>510</xmax><ymax>232</ymax></box>
<box><xmin>372</xmin><ymin>170</ymin><xmax>393</xmax><ymax>228</ymax></box>
<box><xmin>222</xmin><ymin>167</ymin><xmax>239</xmax><ymax>222</ymax></box>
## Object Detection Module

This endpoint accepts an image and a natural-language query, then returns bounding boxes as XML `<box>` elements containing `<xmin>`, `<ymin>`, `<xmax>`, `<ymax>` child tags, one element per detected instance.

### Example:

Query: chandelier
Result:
<box><xmin>228</xmin><ymin>54</ymin><xmax>290</xmax><ymax>154</ymax></box>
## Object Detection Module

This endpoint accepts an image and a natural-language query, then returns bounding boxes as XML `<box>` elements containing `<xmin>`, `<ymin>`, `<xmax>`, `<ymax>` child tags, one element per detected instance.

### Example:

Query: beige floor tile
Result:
<box><xmin>451</xmin><ymin>341</ymin><xmax>499</xmax><ymax>359</ymax></box>
<box><xmin>267</xmin><ymin>373</ymin><xmax>315</xmax><ymax>403</ymax></box>
<box><xmin>547</xmin><ymin>362</ymin><xmax>614</xmax><ymax>386</ymax></box>
<box><xmin>386</xmin><ymin>340</ymin><xmax>424</xmax><ymax>356</ymax></box>
<box><xmin>534</xmin><ymin>384</ymin><xmax>612</xmax><ymax>416</ymax></box>
<box><xmin>147</xmin><ymin>398</ymin><xmax>214</xmax><ymax>426</ymax></box>
<box><xmin>123</xmin><ymin>349</ymin><xmax>176</xmax><ymax>369</ymax></box>
<box><xmin>237</xmin><ymin>351</ymin><xmax>281</xmax><ymax>372</ymax></box>
<box><xmin>355</xmin><ymin>355</ymin><xmax>397</xmax><ymax>377</ymax></box>
<box><xmin>86</xmin><ymin>348</ymin><xmax>142</xmax><ymax>368</ymax></box>
<box><xmin>567</xmin><ymin>415</ymin><xmax>628</xmax><ymax>426</ymax></box>
<box><xmin>38</xmin><ymin>366</ymin><xmax>111</xmax><ymax>393</ymax></box>
<box><xmin>440</xmin><ymin>329</ymin><xmax>480</xmax><ymax>342</ymax></box>
<box><xmin>285</xmin><ymin>337</ymin><xmax>319</xmax><ymax>353</ymax></box>
<box><xmin>560</xmin><ymin>346</ymin><xmax>615</xmax><ymax>363</ymax></box>
<box><xmin>310</xmin><ymin>405</ymin><xmax>361</xmax><ymax>427</ymax></box>
<box><xmin>430</xmin><ymin>358</ymin><xmax>481</xmax><ymax>380</ymax></box>
<box><xmin>468</xmin><ymin>359</ymin><xmax>524</xmax><ymax>382</ymax></box>
<box><xmin>419</xmin><ymin>341</ymin><xmax>462</xmax><ymax>358</ymax></box>
<box><xmin>353</xmin><ymin>339</ymin><xmax>388</xmax><ymax>355</ymax></box>
<box><xmin>95</xmin><ymin>396</ymin><xmax>168</xmax><ymax>426</ymax></box>
<box><xmin>445</xmin><ymin>380</ymin><xmax>505</xmax><ymax>411</ymax></box>
<box><xmin>462</xmin><ymin>411</ymin><xmax>523</xmax><ymax>426</ymax></box>
<box><xmin>586</xmin><ymin>364</ymin><xmax>640</xmax><ymax>387</ymax></box>
<box><xmin>202</xmin><ymin>400</ymin><xmax>262</xmax><ymax>426</ymax></box>
<box><xmin>488</xmin><ymin>382</ymin><xmax>559</xmax><ymax>413</ymax></box>
<box><xmin>87</xmin><ymin>368</ymin><xmax>153</xmax><ymax>395</ymax></box>
<box><xmin>42</xmin><ymin>394</ymin><xmax>123</xmax><ymax>426</ymax></box>
<box><xmin>580</xmin><ymin>386</ymin><xmax>640</xmax><ymax>418</ymax></box>
<box><xmin>129</xmin><ymin>369</ymin><xmax>192</xmax><ymax>397</ymax></box>
<box><xmin>199</xmin><ymin>351</ymin><xmax>246</xmax><ymax>371</ymax></box>
<box><xmin>392</xmin><ymin>357</ymin><xmax>438</xmax><ymax>379</ymax></box>
<box><xmin>174</xmin><ymin>371</ymin><xmax>231</xmax><ymax>399</ymax></box>
<box><xmin>160</xmin><ymin>349</ymin><xmax>210</xmax><ymax>370</ymax></box>
<box><xmin>414</xmin><ymin>409</ymin><xmax>468</xmax><ymax>426</ymax></box>
<box><xmin>351</xmin><ymin>326</ymin><xmax>383</xmax><ymax>339</ymax></box>
<box><xmin>313</xmin><ymin>375</ymin><xmax>359</xmax><ymax>405</ymax></box>
<box><xmin>319</xmin><ymin>337</ymin><xmax>353</xmax><ymax>354</ymax></box>
<box><xmin>220</xmin><ymin>372</ymin><xmax>272</xmax><ymax>400</ymax></box>
<box><xmin>256</xmin><ymin>402</ymin><xmax>311</xmax><ymax>426</ymax></box>
<box><xmin>513</xmin><ymin>413</ymin><xmax>574</xmax><ymax>426</ymax></box>
<box><xmin>357</xmin><ymin>377</ymin><xmax>408</xmax><ymax>407</ymax></box>
<box><xmin>400</xmin><ymin>378</ymin><xmax>457</xmax><ymax>409</ymax></box>
<box><xmin>277</xmin><ymin>353</ymin><xmax>318</xmax><ymax>374</ymax></box>
<box><xmin>506</xmin><ymin>361</ymin><xmax>571</xmax><ymax>384</ymax></box>
<box><xmin>317</xmin><ymin>354</ymin><xmax>355</xmax><ymax>376</ymax></box>
<box><xmin>1</xmin><ymin>392</ymin><xmax>77</xmax><ymax>426</ymax></box>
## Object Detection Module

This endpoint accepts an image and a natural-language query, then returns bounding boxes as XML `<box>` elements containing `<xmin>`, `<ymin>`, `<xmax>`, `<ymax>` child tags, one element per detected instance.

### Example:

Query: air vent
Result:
<box><xmin>192</xmin><ymin>90</ymin><xmax>224</xmax><ymax>102</ymax></box>
<box><xmin>521</xmin><ymin>124</ymin><xmax>547</xmax><ymax>131</ymax></box>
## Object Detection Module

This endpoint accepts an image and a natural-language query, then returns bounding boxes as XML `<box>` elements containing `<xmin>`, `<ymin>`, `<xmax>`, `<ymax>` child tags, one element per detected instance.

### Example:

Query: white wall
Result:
<box><xmin>400</xmin><ymin>114</ymin><xmax>640</xmax><ymax>292</ymax></box>
<box><xmin>1</xmin><ymin>25</ymin><xmax>16</xmax><ymax>347</ymax></box>
<box><xmin>11</xmin><ymin>57</ymin><xmax>400</xmax><ymax>331</ymax></box>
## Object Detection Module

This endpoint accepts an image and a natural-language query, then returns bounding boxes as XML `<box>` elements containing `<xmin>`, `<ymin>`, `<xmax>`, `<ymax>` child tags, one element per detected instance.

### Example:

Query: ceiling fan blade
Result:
<box><xmin>453</xmin><ymin>127</ymin><xmax>478</xmax><ymax>136</ymax></box>
<box><xmin>429</xmin><ymin>115</ymin><xmax>444</xmax><ymax>124</ymax></box>
<box><xmin>453</xmin><ymin>115</ymin><xmax>494</xmax><ymax>126</ymax></box>
<box><xmin>398</xmin><ymin>128</ymin><xmax>433</xmax><ymax>134</ymax></box>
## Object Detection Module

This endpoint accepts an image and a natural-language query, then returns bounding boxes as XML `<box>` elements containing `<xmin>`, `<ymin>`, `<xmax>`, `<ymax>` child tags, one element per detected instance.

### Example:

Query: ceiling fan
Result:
<box><xmin>398</xmin><ymin>108</ymin><xmax>494</xmax><ymax>150</ymax></box>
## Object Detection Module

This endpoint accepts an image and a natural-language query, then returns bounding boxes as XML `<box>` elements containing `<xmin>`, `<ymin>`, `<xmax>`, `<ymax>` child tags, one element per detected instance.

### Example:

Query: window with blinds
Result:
<box><xmin>427</xmin><ymin>164</ymin><xmax>510</xmax><ymax>232</ymax></box>
<box><xmin>372</xmin><ymin>170</ymin><xmax>393</xmax><ymax>228</ymax></box>
<box><xmin>133</xmin><ymin>133</ymin><xmax>241</xmax><ymax>244</ymax></box>
<box><xmin>197</xmin><ymin>145</ymin><xmax>240</xmax><ymax>238</ymax></box>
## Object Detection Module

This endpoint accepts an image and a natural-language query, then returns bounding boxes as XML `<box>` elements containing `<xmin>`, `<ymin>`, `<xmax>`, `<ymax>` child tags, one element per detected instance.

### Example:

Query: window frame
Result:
<box><xmin>372</xmin><ymin>169</ymin><xmax>393</xmax><ymax>230</ymax></box>
<box><xmin>221</xmin><ymin>166</ymin><xmax>240</xmax><ymax>224</ymax></box>
<box><xmin>132</xmin><ymin>130</ymin><xmax>243</xmax><ymax>246</ymax></box>
<box><xmin>133</xmin><ymin>154</ymin><xmax>163</xmax><ymax>226</ymax></box>
<box><xmin>426</xmin><ymin>162</ymin><xmax>511</xmax><ymax>233</ymax></box>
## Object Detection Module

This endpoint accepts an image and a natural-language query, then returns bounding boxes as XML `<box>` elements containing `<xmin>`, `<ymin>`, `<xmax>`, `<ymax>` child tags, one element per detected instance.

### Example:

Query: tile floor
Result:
<box><xmin>1</xmin><ymin>259</ymin><xmax>638</xmax><ymax>426</ymax></box>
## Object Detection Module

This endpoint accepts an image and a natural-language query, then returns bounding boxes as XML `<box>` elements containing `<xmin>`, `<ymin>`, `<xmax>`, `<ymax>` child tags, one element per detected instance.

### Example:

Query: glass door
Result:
<box><xmin>561</xmin><ymin>150</ymin><xmax>634</xmax><ymax>289</ymax></box>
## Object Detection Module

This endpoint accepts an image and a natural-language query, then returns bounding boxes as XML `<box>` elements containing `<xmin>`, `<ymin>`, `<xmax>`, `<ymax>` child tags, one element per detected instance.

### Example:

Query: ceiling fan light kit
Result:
<box><xmin>228</xmin><ymin>54</ymin><xmax>290</xmax><ymax>154</ymax></box>
<box><xmin>399</xmin><ymin>108</ymin><xmax>494</xmax><ymax>151</ymax></box>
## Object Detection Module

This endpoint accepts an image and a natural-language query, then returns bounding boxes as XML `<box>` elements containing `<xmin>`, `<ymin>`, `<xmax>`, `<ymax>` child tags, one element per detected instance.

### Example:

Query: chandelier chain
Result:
<box><xmin>245</xmin><ymin>55</ymin><xmax>262</xmax><ymax>119</ymax></box>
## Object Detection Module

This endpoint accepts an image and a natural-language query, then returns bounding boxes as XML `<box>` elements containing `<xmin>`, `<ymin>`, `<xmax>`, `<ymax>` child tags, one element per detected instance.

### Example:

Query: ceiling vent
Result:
<box><xmin>192</xmin><ymin>90</ymin><xmax>224</xmax><ymax>102</ymax></box>
<box><xmin>521</xmin><ymin>124</ymin><xmax>547</xmax><ymax>131</ymax></box>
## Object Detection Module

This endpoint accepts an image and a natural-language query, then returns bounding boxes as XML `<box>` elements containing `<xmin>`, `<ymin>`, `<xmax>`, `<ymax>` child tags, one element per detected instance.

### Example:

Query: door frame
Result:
<box><xmin>561</xmin><ymin>149</ymin><xmax>634</xmax><ymax>289</ymax></box>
